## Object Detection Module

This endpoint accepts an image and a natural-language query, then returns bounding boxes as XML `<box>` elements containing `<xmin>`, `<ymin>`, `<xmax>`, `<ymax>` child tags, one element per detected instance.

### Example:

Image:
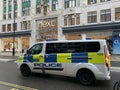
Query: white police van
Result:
<box><xmin>17</xmin><ymin>40</ymin><xmax>111</xmax><ymax>85</ymax></box>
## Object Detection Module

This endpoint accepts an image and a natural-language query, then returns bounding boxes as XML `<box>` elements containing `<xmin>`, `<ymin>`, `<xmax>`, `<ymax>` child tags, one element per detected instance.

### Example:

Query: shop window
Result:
<box><xmin>65</xmin><ymin>0</ymin><xmax>76</xmax><ymax>9</ymax></box>
<box><xmin>52</xmin><ymin>0</ymin><xmax>58</xmax><ymax>11</ymax></box>
<box><xmin>88</xmin><ymin>11</ymin><xmax>97</xmax><ymax>23</ymax></box>
<box><xmin>2</xmin><ymin>25</ymin><xmax>6</xmax><ymax>32</ymax></box>
<box><xmin>2</xmin><ymin>38</ymin><xmax>18</xmax><ymax>51</ymax></box>
<box><xmin>100</xmin><ymin>0</ymin><xmax>110</xmax><ymax>2</ymax></box>
<box><xmin>100</xmin><ymin>9</ymin><xmax>111</xmax><ymax>22</ymax></box>
<box><xmin>7</xmin><ymin>24</ymin><xmax>11</xmax><ymax>32</ymax></box>
<box><xmin>21</xmin><ymin>37</ymin><xmax>30</xmax><ymax>51</ymax></box>
<box><xmin>88</xmin><ymin>0</ymin><xmax>97</xmax><ymax>5</ymax></box>
<box><xmin>115</xmin><ymin>7</ymin><xmax>120</xmax><ymax>20</ymax></box>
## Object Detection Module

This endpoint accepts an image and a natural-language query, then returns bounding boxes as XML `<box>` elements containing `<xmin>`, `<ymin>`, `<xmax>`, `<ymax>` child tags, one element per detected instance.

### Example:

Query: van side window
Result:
<box><xmin>28</xmin><ymin>43</ymin><xmax>43</xmax><ymax>55</ymax></box>
<box><xmin>46</xmin><ymin>42</ymin><xmax>100</xmax><ymax>54</ymax></box>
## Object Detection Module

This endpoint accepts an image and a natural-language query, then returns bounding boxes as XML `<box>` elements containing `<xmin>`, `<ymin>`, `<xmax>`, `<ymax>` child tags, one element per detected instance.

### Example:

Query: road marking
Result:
<box><xmin>0</xmin><ymin>81</ymin><xmax>38</xmax><ymax>90</ymax></box>
<box><xmin>111</xmin><ymin>67</ymin><xmax>120</xmax><ymax>72</ymax></box>
<box><xmin>10</xmin><ymin>88</ymin><xmax>19</xmax><ymax>90</ymax></box>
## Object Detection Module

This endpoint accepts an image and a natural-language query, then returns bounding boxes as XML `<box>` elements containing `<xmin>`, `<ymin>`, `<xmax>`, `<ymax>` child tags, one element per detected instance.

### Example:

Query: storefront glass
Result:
<box><xmin>21</xmin><ymin>37</ymin><xmax>30</xmax><ymax>51</ymax></box>
<box><xmin>2</xmin><ymin>38</ymin><xmax>18</xmax><ymax>51</ymax></box>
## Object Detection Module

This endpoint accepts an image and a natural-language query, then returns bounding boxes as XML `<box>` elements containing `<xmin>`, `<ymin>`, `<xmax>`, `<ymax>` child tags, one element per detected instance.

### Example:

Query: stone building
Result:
<box><xmin>0</xmin><ymin>0</ymin><xmax>120</xmax><ymax>54</ymax></box>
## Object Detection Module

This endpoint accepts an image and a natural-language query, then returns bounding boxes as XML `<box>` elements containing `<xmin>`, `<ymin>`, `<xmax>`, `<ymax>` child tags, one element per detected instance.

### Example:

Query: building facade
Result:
<box><xmin>0</xmin><ymin>0</ymin><xmax>120</xmax><ymax>54</ymax></box>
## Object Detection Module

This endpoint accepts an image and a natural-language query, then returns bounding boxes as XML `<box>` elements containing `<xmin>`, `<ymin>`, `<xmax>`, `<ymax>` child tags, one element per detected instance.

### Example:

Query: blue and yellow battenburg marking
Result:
<box><xmin>18</xmin><ymin>52</ymin><xmax>105</xmax><ymax>64</ymax></box>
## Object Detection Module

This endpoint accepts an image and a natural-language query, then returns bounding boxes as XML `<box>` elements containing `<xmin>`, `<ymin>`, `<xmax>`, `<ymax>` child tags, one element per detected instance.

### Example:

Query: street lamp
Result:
<box><xmin>12</xmin><ymin>0</ymin><xmax>16</xmax><ymax>56</ymax></box>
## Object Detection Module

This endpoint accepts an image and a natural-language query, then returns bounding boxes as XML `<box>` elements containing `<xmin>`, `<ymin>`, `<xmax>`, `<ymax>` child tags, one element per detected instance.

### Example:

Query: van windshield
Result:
<box><xmin>28</xmin><ymin>43</ymin><xmax>43</xmax><ymax>55</ymax></box>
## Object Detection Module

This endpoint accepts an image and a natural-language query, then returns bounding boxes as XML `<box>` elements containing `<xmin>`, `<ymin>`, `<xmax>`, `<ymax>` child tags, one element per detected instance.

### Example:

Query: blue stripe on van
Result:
<box><xmin>24</xmin><ymin>55</ymin><xmax>34</xmax><ymax>62</ymax></box>
<box><xmin>72</xmin><ymin>53</ymin><xmax>88</xmax><ymax>63</ymax></box>
<box><xmin>45</xmin><ymin>54</ymin><xmax>57</xmax><ymax>62</ymax></box>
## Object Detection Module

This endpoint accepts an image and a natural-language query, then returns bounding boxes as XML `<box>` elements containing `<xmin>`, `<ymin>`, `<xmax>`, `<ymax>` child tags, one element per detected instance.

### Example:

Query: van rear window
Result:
<box><xmin>46</xmin><ymin>42</ymin><xmax>100</xmax><ymax>54</ymax></box>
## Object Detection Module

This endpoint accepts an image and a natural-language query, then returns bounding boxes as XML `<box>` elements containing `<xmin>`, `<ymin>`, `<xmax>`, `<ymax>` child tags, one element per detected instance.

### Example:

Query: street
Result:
<box><xmin>0</xmin><ymin>61</ymin><xmax>119</xmax><ymax>90</ymax></box>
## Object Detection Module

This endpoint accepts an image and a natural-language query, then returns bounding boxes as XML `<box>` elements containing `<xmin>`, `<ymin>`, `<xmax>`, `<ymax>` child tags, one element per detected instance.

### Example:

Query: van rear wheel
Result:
<box><xmin>77</xmin><ymin>69</ymin><xmax>95</xmax><ymax>85</ymax></box>
<box><xmin>20</xmin><ymin>64</ymin><xmax>31</xmax><ymax>77</ymax></box>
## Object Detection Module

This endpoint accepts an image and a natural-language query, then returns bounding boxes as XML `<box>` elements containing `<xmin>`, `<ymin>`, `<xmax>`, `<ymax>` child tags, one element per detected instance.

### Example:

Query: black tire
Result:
<box><xmin>113</xmin><ymin>81</ymin><xmax>120</xmax><ymax>90</ymax></box>
<box><xmin>77</xmin><ymin>69</ymin><xmax>95</xmax><ymax>85</ymax></box>
<box><xmin>20</xmin><ymin>64</ymin><xmax>31</xmax><ymax>77</ymax></box>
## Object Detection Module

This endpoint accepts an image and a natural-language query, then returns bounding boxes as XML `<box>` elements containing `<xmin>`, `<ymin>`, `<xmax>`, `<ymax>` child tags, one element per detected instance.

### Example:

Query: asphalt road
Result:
<box><xmin>0</xmin><ymin>61</ymin><xmax>119</xmax><ymax>90</ymax></box>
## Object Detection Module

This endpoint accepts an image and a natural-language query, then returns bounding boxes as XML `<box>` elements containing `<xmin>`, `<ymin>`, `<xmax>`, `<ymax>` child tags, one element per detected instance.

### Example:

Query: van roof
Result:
<box><xmin>36</xmin><ymin>39</ymin><xmax>106</xmax><ymax>44</ymax></box>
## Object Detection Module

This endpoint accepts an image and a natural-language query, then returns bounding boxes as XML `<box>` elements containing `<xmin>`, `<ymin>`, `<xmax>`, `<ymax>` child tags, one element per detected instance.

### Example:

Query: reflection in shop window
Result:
<box><xmin>115</xmin><ymin>7</ymin><xmax>120</xmax><ymax>20</ymax></box>
<box><xmin>21</xmin><ymin>37</ymin><xmax>30</xmax><ymax>52</ymax></box>
<box><xmin>2</xmin><ymin>38</ymin><xmax>18</xmax><ymax>52</ymax></box>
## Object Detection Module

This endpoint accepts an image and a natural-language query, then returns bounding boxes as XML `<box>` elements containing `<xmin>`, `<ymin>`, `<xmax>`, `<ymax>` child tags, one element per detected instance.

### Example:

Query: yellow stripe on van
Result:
<box><xmin>57</xmin><ymin>53</ymin><xmax>72</xmax><ymax>63</ymax></box>
<box><xmin>88</xmin><ymin>53</ymin><xmax>105</xmax><ymax>64</ymax></box>
<box><xmin>39</xmin><ymin>54</ymin><xmax>44</xmax><ymax>63</ymax></box>
<box><xmin>33</xmin><ymin>54</ymin><xmax>39</xmax><ymax>60</ymax></box>
<box><xmin>18</xmin><ymin>56</ymin><xmax>24</xmax><ymax>63</ymax></box>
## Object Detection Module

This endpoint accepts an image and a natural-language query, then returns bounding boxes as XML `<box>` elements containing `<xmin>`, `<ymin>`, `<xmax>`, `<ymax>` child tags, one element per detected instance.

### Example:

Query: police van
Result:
<box><xmin>17</xmin><ymin>40</ymin><xmax>111</xmax><ymax>85</ymax></box>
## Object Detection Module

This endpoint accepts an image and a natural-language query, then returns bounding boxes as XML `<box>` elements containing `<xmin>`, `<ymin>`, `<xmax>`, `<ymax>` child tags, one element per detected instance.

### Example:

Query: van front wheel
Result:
<box><xmin>77</xmin><ymin>69</ymin><xmax>95</xmax><ymax>85</ymax></box>
<box><xmin>20</xmin><ymin>64</ymin><xmax>31</xmax><ymax>77</ymax></box>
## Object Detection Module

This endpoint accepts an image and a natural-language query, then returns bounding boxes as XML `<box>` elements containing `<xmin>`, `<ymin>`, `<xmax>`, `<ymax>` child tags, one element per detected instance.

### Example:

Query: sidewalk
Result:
<box><xmin>0</xmin><ymin>52</ymin><xmax>20</xmax><ymax>62</ymax></box>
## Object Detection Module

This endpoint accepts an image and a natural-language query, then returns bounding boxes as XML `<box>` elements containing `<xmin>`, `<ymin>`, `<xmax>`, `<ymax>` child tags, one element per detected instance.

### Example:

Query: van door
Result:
<box><xmin>44</xmin><ymin>43</ymin><xmax>66</xmax><ymax>75</ymax></box>
<box><xmin>27</xmin><ymin>43</ymin><xmax>44</xmax><ymax>73</ymax></box>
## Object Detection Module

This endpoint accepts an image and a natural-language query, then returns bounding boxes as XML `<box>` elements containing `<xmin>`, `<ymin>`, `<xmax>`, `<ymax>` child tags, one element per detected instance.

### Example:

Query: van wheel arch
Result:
<box><xmin>20</xmin><ymin>64</ymin><xmax>31</xmax><ymax>77</ymax></box>
<box><xmin>76</xmin><ymin>68</ymin><xmax>96</xmax><ymax>85</ymax></box>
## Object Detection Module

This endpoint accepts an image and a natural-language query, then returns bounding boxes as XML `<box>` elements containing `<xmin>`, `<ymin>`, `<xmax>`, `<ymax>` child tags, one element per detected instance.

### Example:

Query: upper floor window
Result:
<box><xmin>22</xmin><ymin>0</ymin><xmax>31</xmax><ymax>16</ymax></box>
<box><xmin>52</xmin><ymin>0</ymin><xmax>58</xmax><ymax>11</ymax></box>
<box><xmin>7</xmin><ymin>24</ymin><xmax>11</xmax><ymax>32</ymax></box>
<box><xmin>36</xmin><ymin>0</ymin><xmax>41</xmax><ymax>14</ymax></box>
<box><xmin>115</xmin><ymin>7</ymin><xmax>120</xmax><ymax>20</ymax></box>
<box><xmin>88</xmin><ymin>11</ymin><xmax>97</xmax><ymax>23</ymax></box>
<box><xmin>8</xmin><ymin>13</ymin><xmax>12</xmax><ymax>19</ymax></box>
<box><xmin>3</xmin><ymin>14</ymin><xmax>6</xmax><ymax>20</ymax></box>
<box><xmin>100</xmin><ymin>9</ymin><xmax>111</xmax><ymax>22</ymax></box>
<box><xmin>100</xmin><ymin>0</ymin><xmax>110</xmax><ymax>2</ymax></box>
<box><xmin>2</xmin><ymin>25</ymin><xmax>6</xmax><ymax>32</ymax></box>
<box><xmin>13</xmin><ymin>23</ymin><xmax>17</xmax><ymax>31</ymax></box>
<box><xmin>65</xmin><ymin>0</ymin><xmax>76</xmax><ymax>9</ymax></box>
<box><xmin>21</xmin><ymin>21</ymin><xmax>31</xmax><ymax>30</ymax></box>
<box><xmin>64</xmin><ymin>13</ymin><xmax>80</xmax><ymax>26</ymax></box>
<box><xmin>88</xmin><ymin>0</ymin><xmax>97</xmax><ymax>5</ymax></box>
